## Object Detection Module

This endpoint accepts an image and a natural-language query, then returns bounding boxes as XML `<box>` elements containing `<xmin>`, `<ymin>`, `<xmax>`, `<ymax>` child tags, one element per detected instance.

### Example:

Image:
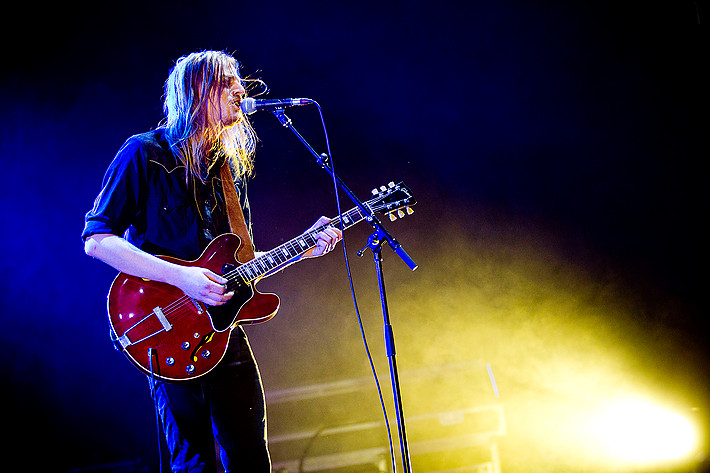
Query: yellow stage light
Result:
<box><xmin>588</xmin><ymin>399</ymin><xmax>697</xmax><ymax>464</ymax></box>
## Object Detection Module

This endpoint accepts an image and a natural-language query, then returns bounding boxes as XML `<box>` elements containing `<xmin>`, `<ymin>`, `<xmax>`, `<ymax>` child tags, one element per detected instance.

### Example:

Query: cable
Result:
<box><xmin>148</xmin><ymin>349</ymin><xmax>164</xmax><ymax>473</ymax></box>
<box><xmin>298</xmin><ymin>424</ymin><xmax>328</xmax><ymax>473</ymax></box>
<box><xmin>313</xmin><ymin>102</ymin><xmax>397</xmax><ymax>473</ymax></box>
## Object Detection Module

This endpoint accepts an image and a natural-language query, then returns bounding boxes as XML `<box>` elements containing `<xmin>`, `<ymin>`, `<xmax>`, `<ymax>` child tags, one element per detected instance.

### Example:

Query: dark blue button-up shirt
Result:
<box><xmin>82</xmin><ymin>129</ymin><xmax>251</xmax><ymax>261</ymax></box>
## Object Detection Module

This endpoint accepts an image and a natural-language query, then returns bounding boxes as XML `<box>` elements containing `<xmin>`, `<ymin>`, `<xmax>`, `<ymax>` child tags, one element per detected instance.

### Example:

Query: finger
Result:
<box><xmin>215</xmin><ymin>291</ymin><xmax>234</xmax><ymax>303</ymax></box>
<box><xmin>200</xmin><ymin>294</ymin><xmax>222</xmax><ymax>306</ymax></box>
<box><xmin>307</xmin><ymin>216</ymin><xmax>331</xmax><ymax>232</ymax></box>
<box><xmin>207</xmin><ymin>281</ymin><xmax>227</xmax><ymax>294</ymax></box>
<box><xmin>316</xmin><ymin>228</ymin><xmax>334</xmax><ymax>240</ymax></box>
<box><xmin>313</xmin><ymin>241</ymin><xmax>326</xmax><ymax>256</ymax></box>
<box><xmin>196</xmin><ymin>279</ymin><xmax>227</xmax><ymax>296</ymax></box>
<box><xmin>204</xmin><ymin>290</ymin><xmax>234</xmax><ymax>306</ymax></box>
<box><xmin>317</xmin><ymin>231</ymin><xmax>341</xmax><ymax>250</ymax></box>
<box><xmin>323</xmin><ymin>227</ymin><xmax>342</xmax><ymax>241</ymax></box>
<box><xmin>207</xmin><ymin>273</ymin><xmax>229</xmax><ymax>285</ymax></box>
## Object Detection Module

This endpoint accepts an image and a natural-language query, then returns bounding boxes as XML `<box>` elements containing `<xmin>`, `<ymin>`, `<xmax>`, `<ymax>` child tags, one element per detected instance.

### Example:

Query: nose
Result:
<box><xmin>232</xmin><ymin>82</ymin><xmax>245</xmax><ymax>96</ymax></box>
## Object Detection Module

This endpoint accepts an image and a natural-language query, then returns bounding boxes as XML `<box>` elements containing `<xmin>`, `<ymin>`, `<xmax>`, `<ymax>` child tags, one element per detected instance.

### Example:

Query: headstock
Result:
<box><xmin>366</xmin><ymin>181</ymin><xmax>416</xmax><ymax>221</ymax></box>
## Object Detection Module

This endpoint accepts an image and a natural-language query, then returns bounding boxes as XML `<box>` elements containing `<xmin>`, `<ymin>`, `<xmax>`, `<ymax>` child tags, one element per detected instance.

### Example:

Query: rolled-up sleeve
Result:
<box><xmin>82</xmin><ymin>138</ymin><xmax>145</xmax><ymax>240</ymax></box>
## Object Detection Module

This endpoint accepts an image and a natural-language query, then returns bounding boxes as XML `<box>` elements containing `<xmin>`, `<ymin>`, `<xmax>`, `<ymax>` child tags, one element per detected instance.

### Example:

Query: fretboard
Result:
<box><xmin>233</xmin><ymin>204</ymin><xmax>371</xmax><ymax>283</ymax></box>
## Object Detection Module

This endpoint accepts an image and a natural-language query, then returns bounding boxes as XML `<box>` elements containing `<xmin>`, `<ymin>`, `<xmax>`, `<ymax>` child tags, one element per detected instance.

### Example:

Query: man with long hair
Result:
<box><xmin>83</xmin><ymin>50</ymin><xmax>341</xmax><ymax>472</ymax></box>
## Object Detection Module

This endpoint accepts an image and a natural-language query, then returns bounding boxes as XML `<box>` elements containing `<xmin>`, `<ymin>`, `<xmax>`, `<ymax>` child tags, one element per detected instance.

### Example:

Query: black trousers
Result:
<box><xmin>153</xmin><ymin>327</ymin><xmax>271</xmax><ymax>472</ymax></box>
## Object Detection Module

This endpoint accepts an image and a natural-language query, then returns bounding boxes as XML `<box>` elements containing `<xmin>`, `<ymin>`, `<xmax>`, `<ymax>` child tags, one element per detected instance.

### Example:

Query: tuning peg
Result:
<box><xmin>397</xmin><ymin>209</ymin><xmax>405</xmax><ymax>218</ymax></box>
<box><xmin>388</xmin><ymin>212</ymin><xmax>397</xmax><ymax>221</ymax></box>
<box><xmin>406</xmin><ymin>206</ymin><xmax>414</xmax><ymax>215</ymax></box>
<box><xmin>388</xmin><ymin>182</ymin><xmax>395</xmax><ymax>188</ymax></box>
<box><xmin>380</xmin><ymin>185</ymin><xmax>387</xmax><ymax>192</ymax></box>
<box><xmin>371</xmin><ymin>188</ymin><xmax>379</xmax><ymax>195</ymax></box>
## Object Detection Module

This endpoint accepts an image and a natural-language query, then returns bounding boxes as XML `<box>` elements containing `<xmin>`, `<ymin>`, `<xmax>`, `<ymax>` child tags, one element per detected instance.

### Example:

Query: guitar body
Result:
<box><xmin>104</xmin><ymin>181</ymin><xmax>416</xmax><ymax>383</ymax></box>
<box><xmin>108</xmin><ymin>234</ymin><xmax>280</xmax><ymax>382</ymax></box>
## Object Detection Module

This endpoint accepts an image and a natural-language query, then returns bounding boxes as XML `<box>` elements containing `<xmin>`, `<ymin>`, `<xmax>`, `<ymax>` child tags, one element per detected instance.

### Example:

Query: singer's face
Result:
<box><xmin>210</xmin><ymin>66</ymin><xmax>246</xmax><ymax>128</ymax></box>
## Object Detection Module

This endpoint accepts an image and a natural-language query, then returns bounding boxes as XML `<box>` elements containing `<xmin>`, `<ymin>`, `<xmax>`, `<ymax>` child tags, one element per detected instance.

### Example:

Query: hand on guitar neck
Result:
<box><xmin>252</xmin><ymin>215</ymin><xmax>342</xmax><ymax>279</ymax></box>
<box><xmin>299</xmin><ymin>216</ymin><xmax>343</xmax><ymax>258</ymax></box>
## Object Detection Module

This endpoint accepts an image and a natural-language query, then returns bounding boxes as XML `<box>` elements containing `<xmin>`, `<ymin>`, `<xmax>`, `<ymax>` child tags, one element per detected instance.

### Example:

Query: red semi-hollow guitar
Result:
<box><xmin>107</xmin><ymin>182</ymin><xmax>415</xmax><ymax>382</ymax></box>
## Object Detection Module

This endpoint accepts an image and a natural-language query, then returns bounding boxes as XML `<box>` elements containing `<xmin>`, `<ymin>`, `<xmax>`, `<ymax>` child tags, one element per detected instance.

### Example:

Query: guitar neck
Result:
<box><xmin>236</xmin><ymin>204</ymin><xmax>370</xmax><ymax>282</ymax></box>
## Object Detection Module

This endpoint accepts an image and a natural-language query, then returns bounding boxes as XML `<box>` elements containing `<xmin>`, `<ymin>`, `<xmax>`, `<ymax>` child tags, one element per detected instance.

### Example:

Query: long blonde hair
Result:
<box><xmin>162</xmin><ymin>50</ymin><xmax>256</xmax><ymax>182</ymax></box>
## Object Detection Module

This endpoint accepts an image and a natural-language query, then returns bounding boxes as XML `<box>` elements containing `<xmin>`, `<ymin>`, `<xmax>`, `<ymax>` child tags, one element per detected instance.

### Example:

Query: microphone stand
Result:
<box><xmin>271</xmin><ymin>109</ymin><xmax>416</xmax><ymax>473</ymax></box>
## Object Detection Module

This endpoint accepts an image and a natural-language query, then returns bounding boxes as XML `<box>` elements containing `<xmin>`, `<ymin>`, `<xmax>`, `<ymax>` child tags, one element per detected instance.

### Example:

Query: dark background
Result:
<box><xmin>1</xmin><ymin>1</ymin><xmax>706</xmax><ymax>472</ymax></box>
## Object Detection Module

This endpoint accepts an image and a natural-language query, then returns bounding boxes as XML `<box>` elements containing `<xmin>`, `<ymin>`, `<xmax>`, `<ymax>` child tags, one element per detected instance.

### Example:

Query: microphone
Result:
<box><xmin>240</xmin><ymin>97</ymin><xmax>313</xmax><ymax>115</ymax></box>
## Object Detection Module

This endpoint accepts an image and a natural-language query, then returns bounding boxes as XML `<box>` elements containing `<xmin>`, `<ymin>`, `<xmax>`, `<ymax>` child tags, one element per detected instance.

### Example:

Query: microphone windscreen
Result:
<box><xmin>240</xmin><ymin>97</ymin><xmax>257</xmax><ymax>115</ymax></box>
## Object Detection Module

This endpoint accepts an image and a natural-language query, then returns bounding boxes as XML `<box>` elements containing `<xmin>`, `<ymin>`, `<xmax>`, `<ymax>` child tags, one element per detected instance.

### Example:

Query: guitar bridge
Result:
<box><xmin>153</xmin><ymin>306</ymin><xmax>172</xmax><ymax>331</ymax></box>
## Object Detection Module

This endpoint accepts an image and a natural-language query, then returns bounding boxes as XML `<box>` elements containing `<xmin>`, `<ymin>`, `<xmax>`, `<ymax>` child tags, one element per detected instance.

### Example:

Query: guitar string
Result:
<box><xmin>151</xmin><ymin>232</ymin><xmax>323</xmax><ymax>324</ymax></box>
<box><xmin>124</xmin><ymin>205</ymin><xmax>373</xmax><ymax>340</ymax></box>
<box><xmin>153</xmin><ymin>220</ymin><xmax>342</xmax><ymax>324</ymax></box>
<box><xmin>154</xmin><ymin>210</ymin><xmax>360</xmax><ymax>322</ymax></box>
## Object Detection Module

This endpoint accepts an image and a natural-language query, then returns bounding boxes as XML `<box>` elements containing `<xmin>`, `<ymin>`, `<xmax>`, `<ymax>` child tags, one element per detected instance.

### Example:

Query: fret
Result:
<box><xmin>234</xmin><ymin>184</ymin><xmax>413</xmax><ymax>283</ymax></box>
<box><xmin>273</xmin><ymin>250</ymin><xmax>286</xmax><ymax>263</ymax></box>
<box><xmin>244</xmin><ymin>214</ymin><xmax>362</xmax><ymax>284</ymax></box>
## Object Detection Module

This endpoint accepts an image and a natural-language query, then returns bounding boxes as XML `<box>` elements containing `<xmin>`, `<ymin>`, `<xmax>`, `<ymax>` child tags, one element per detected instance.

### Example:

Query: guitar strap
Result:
<box><xmin>220</xmin><ymin>161</ymin><xmax>255</xmax><ymax>262</ymax></box>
